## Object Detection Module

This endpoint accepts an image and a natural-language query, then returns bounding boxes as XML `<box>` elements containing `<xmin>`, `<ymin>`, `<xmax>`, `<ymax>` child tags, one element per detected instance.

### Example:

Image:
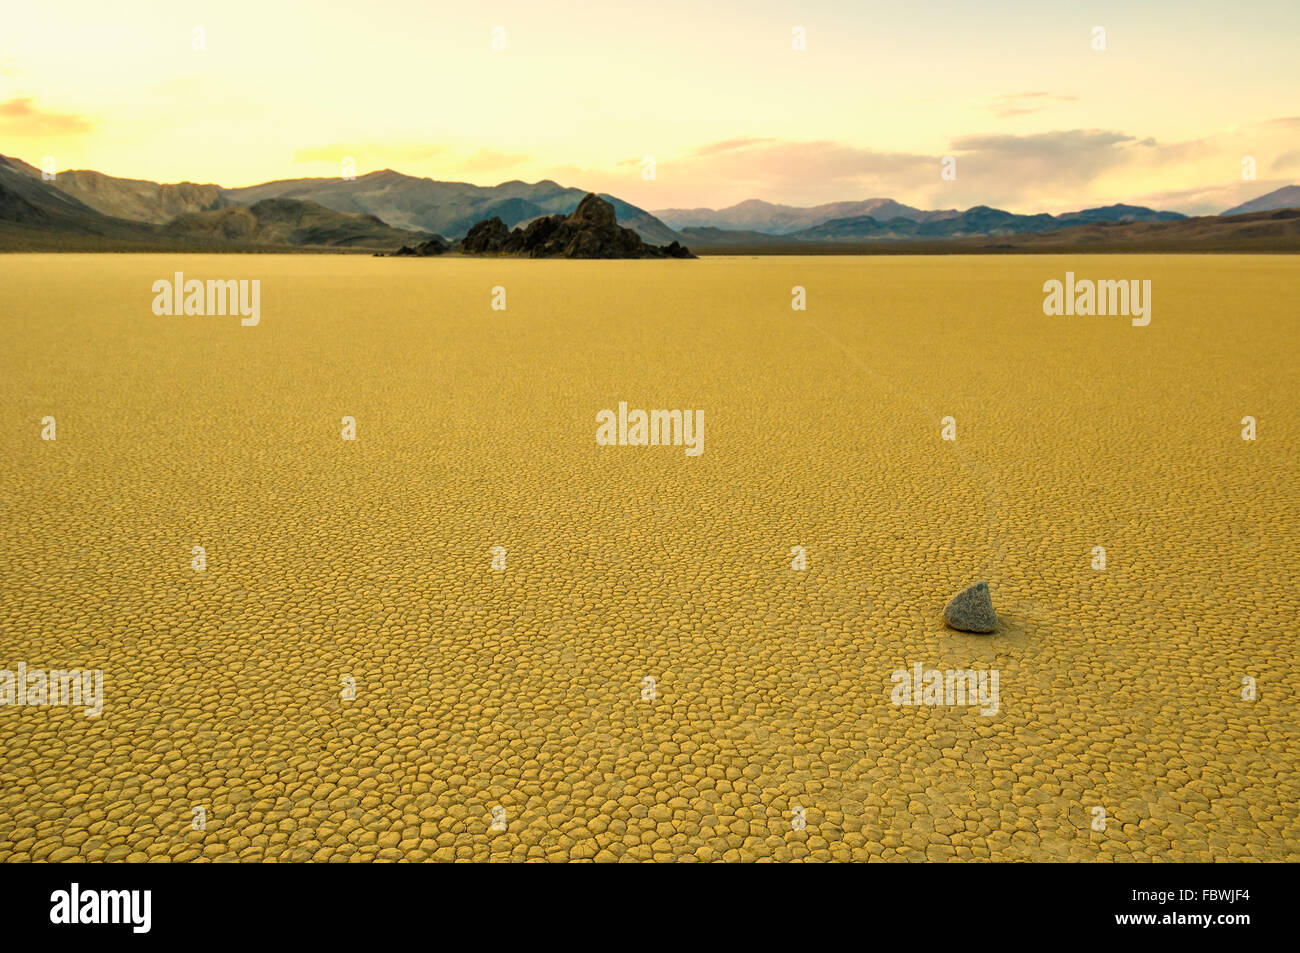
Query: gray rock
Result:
<box><xmin>943</xmin><ymin>581</ymin><xmax>998</xmax><ymax>633</ymax></box>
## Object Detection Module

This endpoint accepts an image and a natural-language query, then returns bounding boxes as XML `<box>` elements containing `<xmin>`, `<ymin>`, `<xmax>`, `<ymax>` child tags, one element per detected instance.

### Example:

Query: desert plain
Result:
<box><xmin>0</xmin><ymin>253</ymin><xmax>1296</xmax><ymax>861</ymax></box>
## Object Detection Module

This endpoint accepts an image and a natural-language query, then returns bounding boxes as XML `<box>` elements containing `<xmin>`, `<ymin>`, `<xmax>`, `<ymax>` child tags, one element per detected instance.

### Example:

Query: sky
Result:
<box><xmin>2</xmin><ymin>0</ymin><xmax>1298</xmax><ymax>215</ymax></box>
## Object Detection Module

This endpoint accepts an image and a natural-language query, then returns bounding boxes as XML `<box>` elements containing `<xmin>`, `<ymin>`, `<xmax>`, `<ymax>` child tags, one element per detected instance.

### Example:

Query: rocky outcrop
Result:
<box><xmin>391</xmin><ymin>236</ymin><xmax>451</xmax><ymax>256</ymax></box>
<box><xmin>569</xmin><ymin>192</ymin><xmax>617</xmax><ymax>227</ymax></box>
<box><xmin>461</xmin><ymin>216</ymin><xmax>512</xmax><ymax>253</ymax></box>
<box><xmin>458</xmin><ymin>194</ymin><xmax>694</xmax><ymax>258</ymax></box>
<box><xmin>943</xmin><ymin>581</ymin><xmax>998</xmax><ymax>633</ymax></box>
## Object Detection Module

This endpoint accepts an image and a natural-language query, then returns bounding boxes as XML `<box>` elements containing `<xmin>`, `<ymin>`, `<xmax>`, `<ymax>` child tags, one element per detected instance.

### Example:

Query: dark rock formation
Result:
<box><xmin>461</xmin><ymin>216</ymin><xmax>512</xmax><ymax>253</ymax></box>
<box><xmin>568</xmin><ymin>192</ymin><xmax>617</xmax><ymax>227</ymax></box>
<box><xmin>458</xmin><ymin>194</ymin><xmax>694</xmax><ymax>258</ymax></box>
<box><xmin>943</xmin><ymin>581</ymin><xmax>998</xmax><ymax>633</ymax></box>
<box><xmin>391</xmin><ymin>236</ymin><xmax>450</xmax><ymax>256</ymax></box>
<box><xmin>503</xmin><ymin>214</ymin><xmax>563</xmax><ymax>252</ymax></box>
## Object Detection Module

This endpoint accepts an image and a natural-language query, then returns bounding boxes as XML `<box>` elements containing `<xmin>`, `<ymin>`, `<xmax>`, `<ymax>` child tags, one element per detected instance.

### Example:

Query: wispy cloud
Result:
<box><xmin>452</xmin><ymin>148</ymin><xmax>529</xmax><ymax>173</ymax></box>
<box><xmin>546</xmin><ymin>119</ymin><xmax>1300</xmax><ymax>214</ymax></box>
<box><xmin>686</xmin><ymin>137</ymin><xmax>776</xmax><ymax>158</ymax></box>
<box><xmin>674</xmin><ymin>139</ymin><xmax>932</xmax><ymax>204</ymax></box>
<box><xmin>547</xmin><ymin>138</ymin><xmax>933</xmax><ymax>210</ymax></box>
<box><xmin>1271</xmin><ymin>150</ymin><xmax>1300</xmax><ymax>173</ymax></box>
<box><xmin>638</xmin><ymin>130</ymin><xmax>1140</xmax><ymax>209</ymax></box>
<box><xmin>935</xmin><ymin>129</ymin><xmax>1171</xmax><ymax>207</ymax></box>
<box><xmin>0</xmin><ymin>97</ymin><xmax>92</xmax><ymax>135</ymax></box>
<box><xmin>265</xmin><ymin>112</ymin><xmax>1300</xmax><ymax>214</ymax></box>
<box><xmin>985</xmin><ymin>91</ymin><xmax>1079</xmax><ymax>118</ymax></box>
<box><xmin>951</xmin><ymin>129</ymin><xmax>1146</xmax><ymax>159</ymax></box>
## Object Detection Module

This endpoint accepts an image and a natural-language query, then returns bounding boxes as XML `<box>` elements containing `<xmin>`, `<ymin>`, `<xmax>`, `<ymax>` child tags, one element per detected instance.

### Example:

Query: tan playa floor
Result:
<box><xmin>0</xmin><ymin>253</ymin><xmax>1296</xmax><ymax>861</ymax></box>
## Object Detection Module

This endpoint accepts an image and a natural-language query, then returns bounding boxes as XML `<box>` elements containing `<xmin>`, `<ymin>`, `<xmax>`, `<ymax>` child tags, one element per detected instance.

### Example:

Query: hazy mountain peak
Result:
<box><xmin>1221</xmin><ymin>184</ymin><xmax>1300</xmax><ymax>216</ymax></box>
<box><xmin>38</xmin><ymin>168</ymin><xmax>228</xmax><ymax>224</ymax></box>
<box><xmin>216</xmin><ymin>164</ymin><xmax>682</xmax><ymax>243</ymax></box>
<box><xmin>653</xmin><ymin>196</ymin><xmax>947</xmax><ymax>234</ymax></box>
<box><xmin>0</xmin><ymin>154</ymin><xmax>44</xmax><ymax>178</ymax></box>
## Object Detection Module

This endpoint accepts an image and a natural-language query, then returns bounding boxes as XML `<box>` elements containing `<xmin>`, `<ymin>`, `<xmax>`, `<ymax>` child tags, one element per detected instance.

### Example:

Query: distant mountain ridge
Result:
<box><xmin>0</xmin><ymin>155</ymin><xmax>438</xmax><ymax>252</ymax></box>
<box><xmin>223</xmin><ymin>170</ymin><xmax>683</xmax><ymax>245</ymax></box>
<box><xmin>1221</xmin><ymin>185</ymin><xmax>1300</xmax><ymax>217</ymax></box>
<box><xmin>683</xmin><ymin>208</ymin><xmax>1300</xmax><ymax>255</ymax></box>
<box><xmin>0</xmin><ymin>155</ymin><xmax>156</xmax><ymax>243</ymax></box>
<box><xmin>0</xmin><ymin>154</ymin><xmax>685</xmax><ymax>246</ymax></box>
<box><xmin>785</xmin><ymin>203</ymin><xmax>1185</xmax><ymax>242</ymax></box>
<box><xmin>663</xmin><ymin>198</ymin><xmax>1185</xmax><ymax>244</ymax></box>
<box><xmin>654</xmin><ymin>197</ymin><xmax>959</xmax><ymax>233</ymax></box>
<box><xmin>162</xmin><ymin>198</ymin><xmax>442</xmax><ymax>248</ymax></box>
<box><xmin>50</xmin><ymin>170</ymin><xmax>229</xmax><ymax>223</ymax></box>
<box><xmin>2</xmin><ymin>152</ymin><xmax>1296</xmax><ymax>253</ymax></box>
<box><xmin>0</xmin><ymin>156</ymin><xmax>231</xmax><ymax>223</ymax></box>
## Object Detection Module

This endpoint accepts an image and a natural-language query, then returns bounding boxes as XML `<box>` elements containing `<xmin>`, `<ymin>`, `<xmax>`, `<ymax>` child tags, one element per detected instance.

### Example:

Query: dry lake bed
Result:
<box><xmin>0</xmin><ymin>253</ymin><xmax>1296</xmax><ymax>861</ymax></box>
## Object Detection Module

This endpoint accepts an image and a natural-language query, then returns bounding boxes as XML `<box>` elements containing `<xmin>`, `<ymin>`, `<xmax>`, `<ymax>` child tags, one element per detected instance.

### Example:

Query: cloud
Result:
<box><xmin>544</xmin><ymin>139</ymin><xmax>933</xmax><ymax>209</ymax></box>
<box><xmin>0</xmin><ymin>97</ymin><xmax>93</xmax><ymax>135</ymax></box>
<box><xmin>985</xmin><ymin>92</ymin><xmax>1079</xmax><ymax>118</ymax></box>
<box><xmin>686</xmin><ymin>137</ymin><xmax>776</xmax><ymax>158</ymax></box>
<box><xmin>673</xmin><ymin>139</ymin><xmax>933</xmax><ymax>206</ymax></box>
<box><xmin>452</xmin><ymin>148</ymin><xmax>529</xmax><ymax>173</ymax></box>
<box><xmin>660</xmin><ymin>130</ymin><xmax>1155</xmax><ymax>209</ymax></box>
<box><xmin>939</xmin><ymin>129</ymin><xmax>1159</xmax><ymax>206</ymax></box>
<box><xmin>555</xmin><ymin>120</ymin><xmax>1300</xmax><ymax>214</ymax></box>
<box><xmin>950</xmin><ymin>129</ymin><xmax>1144</xmax><ymax>157</ymax></box>
<box><xmin>1271</xmin><ymin>150</ymin><xmax>1300</xmax><ymax>173</ymax></box>
<box><xmin>553</xmin><ymin>131</ymin><xmax>1155</xmax><ymax>210</ymax></box>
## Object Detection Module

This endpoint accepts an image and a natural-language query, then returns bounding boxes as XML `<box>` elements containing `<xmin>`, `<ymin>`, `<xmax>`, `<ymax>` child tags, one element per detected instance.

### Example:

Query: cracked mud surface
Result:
<box><xmin>1</xmin><ymin>253</ymin><xmax>1295</xmax><ymax>861</ymax></box>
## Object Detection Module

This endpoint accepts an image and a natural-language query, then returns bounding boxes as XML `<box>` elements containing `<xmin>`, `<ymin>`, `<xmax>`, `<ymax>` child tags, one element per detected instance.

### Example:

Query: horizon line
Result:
<box><xmin>5</xmin><ymin>151</ymin><xmax>1292</xmax><ymax>220</ymax></box>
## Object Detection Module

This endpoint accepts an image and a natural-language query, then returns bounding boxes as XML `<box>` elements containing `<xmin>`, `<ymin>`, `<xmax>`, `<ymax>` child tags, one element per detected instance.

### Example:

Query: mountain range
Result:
<box><xmin>223</xmin><ymin>172</ymin><xmax>683</xmax><ymax>246</ymax></box>
<box><xmin>666</xmin><ymin>201</ymin><xmax>1187</xmax><ymax>245</ymax></box>
<box><xmin>0</xmin><ymin>155</ymin><xmax>439</xmax><ymax>252</ymax></box>
<box><xmin>686</xmin><ymin>207</ymin><xmax>1300</xmax><ymax>255</ymax></box>
<box><xmin>1</xmin><ymin>152</ymin><xmax>1297</xmax><ymax>253</ymax></box>
<box><xmin>655</xmin><ymin>187</ymin><xmax>1300</xmax><ymax>241</ymax></box>
<box><xmin>0</xmin><ymin>154</ymin><xmax>688</xmax><ymax>250</ymax></box>
<box><xmin>1220</xmin><ymin>185</ymin><xmax>1300</xmax><ymax>218</ymax></box>
<box><xmin>766</xmin><ymin>203</ymin><xmax>1186</xmax><ymax>243</ymax></box>
<box><xmin>653</xmin><ymin>197</ymin><xmax>961</xmax><ymax>233</ymax></box>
